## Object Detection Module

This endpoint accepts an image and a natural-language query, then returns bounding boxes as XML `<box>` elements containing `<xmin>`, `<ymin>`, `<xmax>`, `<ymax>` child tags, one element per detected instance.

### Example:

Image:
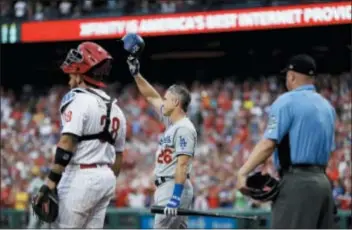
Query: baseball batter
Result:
<box><xmin>33</xmin><ymin>42</ymin><xmax>126</xmax><ymax>228</ymax></box>
<box><xmin>126</xmin><ymin>51</ymin><xmax>197</xmax><ymax>228</ymax></box>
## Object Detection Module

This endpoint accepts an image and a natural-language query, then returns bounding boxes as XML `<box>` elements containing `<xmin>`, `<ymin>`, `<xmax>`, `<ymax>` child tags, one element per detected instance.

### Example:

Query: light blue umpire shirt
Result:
<box><xmin>263</xmin><ymin>84</ymin><xmax>336</xmax><ymax>169</ymax></box>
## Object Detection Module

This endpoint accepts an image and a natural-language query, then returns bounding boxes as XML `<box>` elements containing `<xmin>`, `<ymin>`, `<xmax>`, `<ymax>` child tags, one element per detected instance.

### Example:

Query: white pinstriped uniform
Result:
<box><xmin>53</xmin><ymin>88</ymin><xmax>126</xmax><ymax>228</ymax></box>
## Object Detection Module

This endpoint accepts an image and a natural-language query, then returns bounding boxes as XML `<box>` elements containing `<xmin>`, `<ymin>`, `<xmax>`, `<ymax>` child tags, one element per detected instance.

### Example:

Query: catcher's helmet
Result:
<box><xmin>61</xmin><ymin>42</ymin><xmax>112</xmax><ymax>88</ymax></box>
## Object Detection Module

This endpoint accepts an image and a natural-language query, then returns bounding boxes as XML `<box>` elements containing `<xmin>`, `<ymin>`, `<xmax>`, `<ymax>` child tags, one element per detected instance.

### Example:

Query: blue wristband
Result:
<box><xmin>172</xmin><ymin>183</ymin><xmax>184</xmax><ymax>198</ymax></box>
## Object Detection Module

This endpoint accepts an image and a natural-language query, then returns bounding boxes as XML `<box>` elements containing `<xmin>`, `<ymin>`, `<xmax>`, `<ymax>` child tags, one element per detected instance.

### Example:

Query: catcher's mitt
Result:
<box><xmin>242</xmin><ymin>172</ymin><xmax>280</xmax><ymax>202</ymax></box>
<box><xmin>32</xmin><ymin>185</ymin><xmax>59</xmax><ymax>223</ymax></box>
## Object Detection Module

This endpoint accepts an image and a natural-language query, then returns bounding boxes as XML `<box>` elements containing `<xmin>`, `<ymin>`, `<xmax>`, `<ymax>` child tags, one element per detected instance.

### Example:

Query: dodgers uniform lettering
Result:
<box><xmin>264</xmin><ymin>85</ymin><xmax>336</xmax><ymax>169</ymax></box>
<box><xmin>54</xmin><ymin>88</ymin><xmax>126</xmax><ymax>228</ymax></box>
<box><xmin>175</xmin><ymin>128</ymin><xmax>195</xmax><ymax>156</ymax></box>
<box><xmin>153</xmin><ymin>117</ymin><xmax>197</xmax><ymax>229</ymax></box>
<box><xmin>154</xmin><ymin>120</ymin><xmax>196</xmax><ymax>177</ymax></box>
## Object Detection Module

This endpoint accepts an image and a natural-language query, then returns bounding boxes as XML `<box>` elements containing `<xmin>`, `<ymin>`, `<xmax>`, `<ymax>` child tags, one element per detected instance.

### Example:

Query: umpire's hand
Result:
<box><xmin>236</xmin><ymin>173</ymin><xmax>250</xmax><ymax>196</ymax></box>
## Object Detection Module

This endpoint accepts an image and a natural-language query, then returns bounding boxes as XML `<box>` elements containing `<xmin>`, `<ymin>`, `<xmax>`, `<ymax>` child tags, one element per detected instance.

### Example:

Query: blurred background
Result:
<box><xmin>0</xmin><ymin>0</ymin><xmax>351</xmax><ymax>229</ymax></box>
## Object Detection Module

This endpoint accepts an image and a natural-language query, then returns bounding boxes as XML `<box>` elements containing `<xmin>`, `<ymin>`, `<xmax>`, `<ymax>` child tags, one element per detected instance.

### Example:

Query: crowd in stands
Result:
<box><xmin>1</xmin><ymin>0</ymin><xmax>345</xmax><ymax>22</ymax></box>
<box><xmin>1</xmin><ymin>73</ymin><xmax>351</xmax><ymax>212</ymax></box>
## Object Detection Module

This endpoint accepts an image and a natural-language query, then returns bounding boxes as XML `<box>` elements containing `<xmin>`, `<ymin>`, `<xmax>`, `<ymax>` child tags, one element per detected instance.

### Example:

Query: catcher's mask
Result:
<box><xmin>61</xmin><ymin>42</ymin><xmax>113</xmax><ymax>88</ymax></box>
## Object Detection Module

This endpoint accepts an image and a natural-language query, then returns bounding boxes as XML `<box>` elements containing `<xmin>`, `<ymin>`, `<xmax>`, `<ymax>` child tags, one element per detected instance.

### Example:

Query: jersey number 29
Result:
<box><xmin>100</xmin><ymin>115</ymin><xmax>120</xmax><ymax>141</ymax></box>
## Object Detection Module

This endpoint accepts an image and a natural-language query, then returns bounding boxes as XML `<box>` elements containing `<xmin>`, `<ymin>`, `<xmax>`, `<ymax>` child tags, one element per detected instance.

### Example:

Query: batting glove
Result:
<box><xmin>126</xmin><ymin>56</ymin><xmax>140</xmax><ymax>77</ymax></box>
<box><xmin>164</xmin><ymin>184</ymin><xmax>183</xmax><ymax>216</ymax></box>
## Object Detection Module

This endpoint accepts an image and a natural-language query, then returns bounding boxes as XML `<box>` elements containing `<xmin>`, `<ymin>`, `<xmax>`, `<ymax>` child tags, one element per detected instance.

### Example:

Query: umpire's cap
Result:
<box><xmin>281</xmin><ymin>54</ymin><xmax>316</xmax><ymax>76</ymax></box>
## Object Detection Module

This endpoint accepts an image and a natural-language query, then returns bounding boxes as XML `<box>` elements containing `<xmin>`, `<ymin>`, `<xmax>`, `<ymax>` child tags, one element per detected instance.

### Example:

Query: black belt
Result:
<box><xmin>279</xmin><ymin>164</ymin><xmax>326</xmax><ymax>177</ymax></box>
<box><xmin>154</xmin><ymin>175</ymin><xmax>190</xmax><ymax>187</ymax></box>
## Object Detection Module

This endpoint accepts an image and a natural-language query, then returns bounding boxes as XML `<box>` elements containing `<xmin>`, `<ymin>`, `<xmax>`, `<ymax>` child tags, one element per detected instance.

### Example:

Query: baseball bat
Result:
<box><xmin>150</xmin><ymin>205</ymin><xmax>259</xmax><ymax>221</ymax></box>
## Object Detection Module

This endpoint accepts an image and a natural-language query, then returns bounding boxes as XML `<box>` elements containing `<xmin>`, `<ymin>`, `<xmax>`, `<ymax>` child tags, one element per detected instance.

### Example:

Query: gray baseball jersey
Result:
<box><xmin>153</xmin><ymin>114</ymin><xmax>197</xmax><ymax>229</ymax></box>
<box><xmin>154</xmin><ymin>116</ymin><xmax>197</xmax><ymax>178</ymax></box>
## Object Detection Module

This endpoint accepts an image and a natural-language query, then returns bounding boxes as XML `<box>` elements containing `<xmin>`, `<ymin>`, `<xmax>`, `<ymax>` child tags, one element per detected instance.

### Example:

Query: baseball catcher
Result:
<box><xmin>32</xmin><ymin>41</ymin><xmax>127</xmax><ymax>228</ymax></box>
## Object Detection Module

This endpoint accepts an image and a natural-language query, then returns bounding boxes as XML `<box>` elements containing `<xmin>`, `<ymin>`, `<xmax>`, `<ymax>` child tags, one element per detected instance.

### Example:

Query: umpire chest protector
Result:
<box><xmin>60</xmin><ymin>87</ymin><xmax>115</xmax><ymax>144</ymax></box>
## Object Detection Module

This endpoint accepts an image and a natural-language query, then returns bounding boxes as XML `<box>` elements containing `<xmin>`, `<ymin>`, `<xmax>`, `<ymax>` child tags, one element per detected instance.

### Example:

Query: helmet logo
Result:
<box><xmin>131</xmin><ymin>45</ymin><xmax>140</xmax><ymax>54</ymax></box>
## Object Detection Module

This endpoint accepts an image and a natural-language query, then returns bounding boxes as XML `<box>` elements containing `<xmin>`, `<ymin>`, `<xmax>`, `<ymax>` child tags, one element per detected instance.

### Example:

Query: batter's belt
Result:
<box><xmin>154</xmin><ymin>175</ymin><xmax>190</xmax><ymax>187</ymax></box>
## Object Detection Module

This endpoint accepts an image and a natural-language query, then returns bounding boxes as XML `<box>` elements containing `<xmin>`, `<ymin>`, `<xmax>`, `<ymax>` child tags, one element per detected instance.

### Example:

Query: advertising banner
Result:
<box><xmin>140</xmin><ymin>215</ymin><xmax>238</xmax><ymax>229</ymax></box>
<box><xmin>21</xmin><ymin>1</ymin><xmax>351</xmax><ymax>43</ymax></box>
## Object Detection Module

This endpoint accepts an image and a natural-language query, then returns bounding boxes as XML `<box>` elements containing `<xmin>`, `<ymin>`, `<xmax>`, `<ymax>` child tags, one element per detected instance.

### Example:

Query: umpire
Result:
<box><xmin>236</xmin><ymin>54</ymin><xmax>337</xmax><ymax>228</ymax></box>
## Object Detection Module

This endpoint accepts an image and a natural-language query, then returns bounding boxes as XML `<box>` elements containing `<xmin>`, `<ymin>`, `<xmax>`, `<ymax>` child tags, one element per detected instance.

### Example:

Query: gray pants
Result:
<box><xmin>271</xmin><ymin>169</ymin><xmax>336</xmax><ymax>228</ymax></box>
<box><xmin>153</xmin><ymin>179</ymin><xmax>193</xmax><ymax>229</ymax></box>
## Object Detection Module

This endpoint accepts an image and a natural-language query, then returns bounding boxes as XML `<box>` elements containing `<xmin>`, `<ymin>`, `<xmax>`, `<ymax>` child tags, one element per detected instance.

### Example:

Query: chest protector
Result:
<box><xmin>61</xmin><ymin>88</ymin><xmax>115</xmax><ymax>145</ymax></box>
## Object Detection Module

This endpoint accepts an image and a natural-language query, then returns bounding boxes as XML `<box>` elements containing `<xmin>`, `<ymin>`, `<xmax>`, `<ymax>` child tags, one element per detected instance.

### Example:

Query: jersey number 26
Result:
<box><xmin>100</xmin><ymin>115</ymin><xmax>120</xmax><ymax>142</ymax></box>
<box><xmin>157</xmin><ymin>148</ymin><xmax>173</xmax><ymax>164</ymax></box>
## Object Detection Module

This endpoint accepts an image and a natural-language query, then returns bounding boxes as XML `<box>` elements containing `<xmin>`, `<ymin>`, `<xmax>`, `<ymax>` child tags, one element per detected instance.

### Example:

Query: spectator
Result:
<box><xmin>0</xmin><ymin>1</ymin><xmax>12</xmax><ymax>20</ymax></box>
<box><xmin>82</xmin><ymin>0</ymin><xmax>93</xmax><ymax>15</ymax></box>
<box><xmin>144</xmin><ymin>187</ymin><xmax>154</xmax><ymax>207</ymax></box>
<box><xmin>127</xmin><ymin>186</ymin><xmax>146</xmax><ymax>208</ymax></box>
<box><xmin>194</xmin><ymin>189</ymin><xmax>209</xmax><ymax>210</ymax></box>
<box><xmin>71</xmin><ymin>5</ymin><xmax>81</xmax><ymax>18</ymax></box>
<box><xmin>115</xmin><ymin>186</ymin><xmax>131</xmax><ymax>207</ymax></box>
<box><xmin>12</xmin><ymin>183</ymin><xmax>29</xmax><ymax>211</ymax></box>
<box><xmin>218</xmin><ymin>190</ymin><xmax>233</xmax><ymax>208</ymax></box>
<box><xmin>44</xmin><ymin>1</ymin><xmax>59</xmax><ymax>19</ymax></box>
<box><xmin>160</xmin><ymin>0</ymin><xmax>176</xmax><ymax>13</ymax></box>
<box><xmin>337</xmin><ymin>179</ymin><xmax>352</xmax><ymax>210</ymax></box>
<box><xmin>0</xmin><ymin>179</ymin><xmax>13</xmax><ymax>208</ymax></box>
<box><xmin>233</xmin><ymin>190</ymin><xmax>247</xmax><ymax>210</ymax></box>
<box><xmin>58</xmin><ymin>0</ymin><xmax>73</xmax><ymax>18</ymax></box>
<box><xmin>333</xmin><ymin>180</ymin><xmax>345</xmax><ymax>202</ymax></box>
<box><xmin>107</xmin><ymin>0</ymin><xmax>118</xmax><ymax>11</ymax></box>
<box><xmin>139</xmin><ymin>0</ymin><xmax>149</xmax><ymax>14</ymax></box>
<box><xmin>33</xmin><ymin>1</ymin><xmax>44</xmax><ymax>20</ymax></box>
<box><xmin>13</xmin><ymin>0</ymin><xmax>28</xmax><ymax>20</ymax></box>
